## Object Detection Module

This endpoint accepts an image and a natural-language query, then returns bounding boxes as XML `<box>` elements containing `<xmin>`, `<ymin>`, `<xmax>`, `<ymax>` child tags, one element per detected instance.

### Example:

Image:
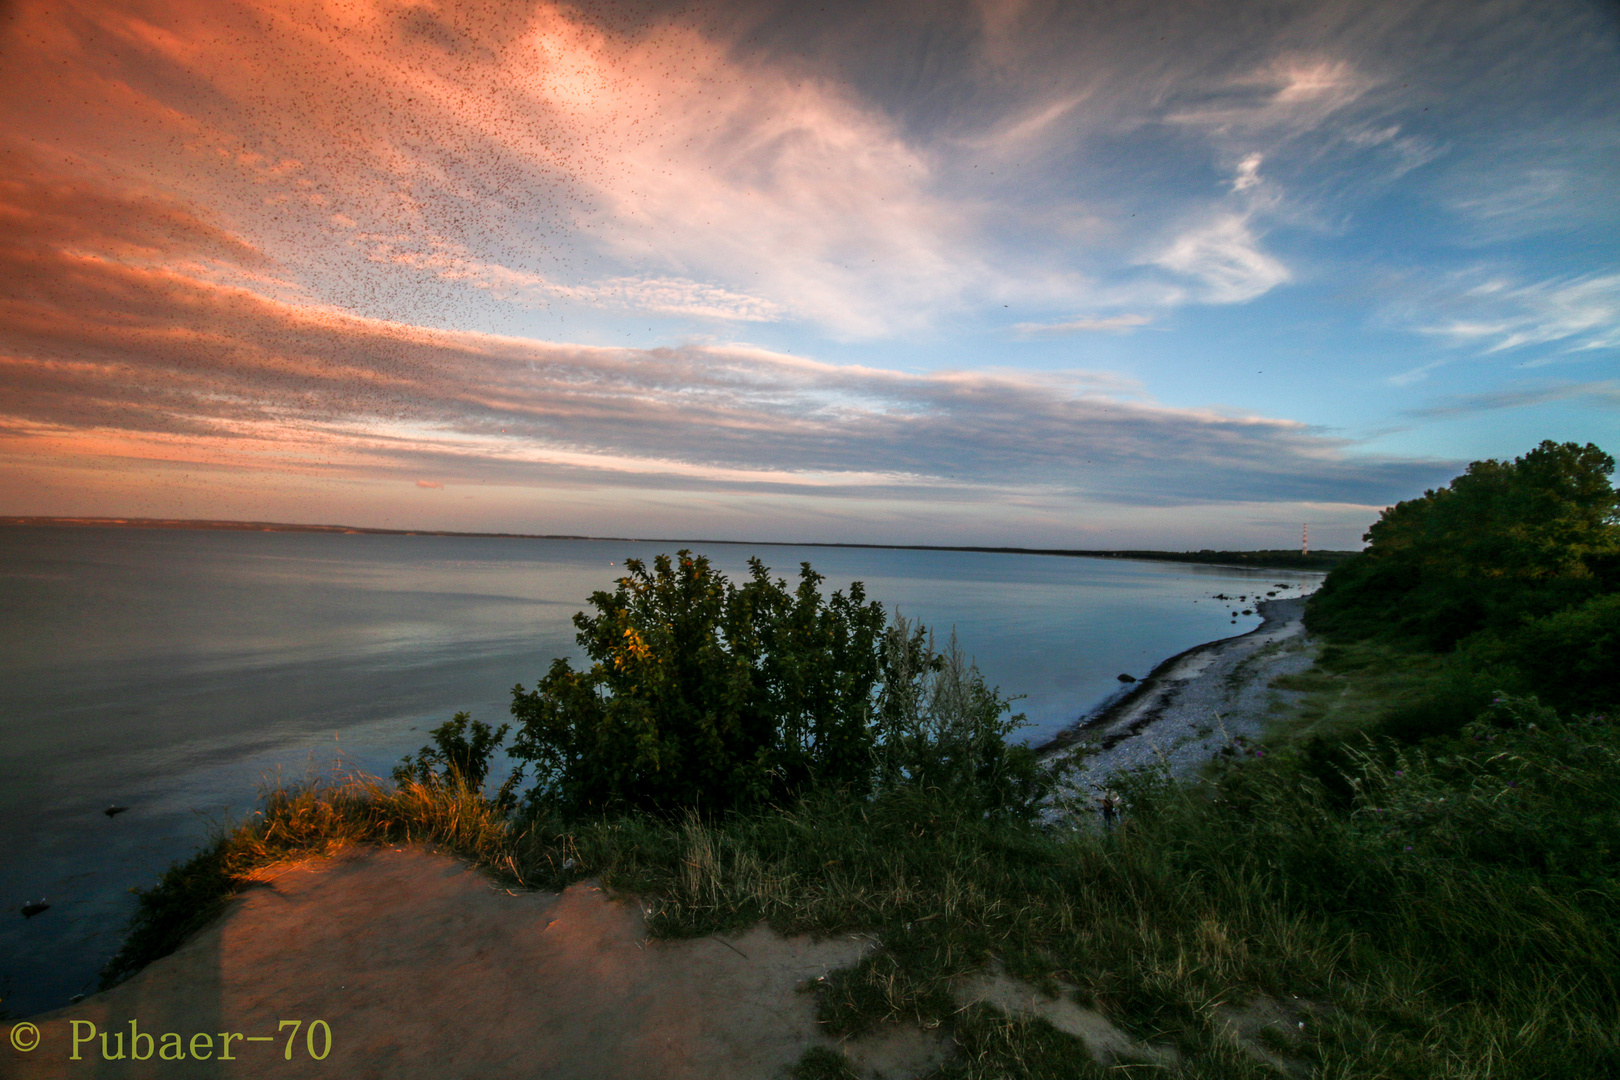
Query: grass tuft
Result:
<box><xmin>789</xmin><ymin>1046</ymin><xmax>862</xmax><ymax>1080</ymax></box>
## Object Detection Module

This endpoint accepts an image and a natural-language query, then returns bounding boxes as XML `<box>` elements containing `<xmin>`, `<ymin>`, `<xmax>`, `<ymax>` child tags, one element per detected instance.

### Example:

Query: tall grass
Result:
<box><xmin>535</xmin><ymin>700</ymin><xmax>1617</xmax><ymax>1077</ymax></box>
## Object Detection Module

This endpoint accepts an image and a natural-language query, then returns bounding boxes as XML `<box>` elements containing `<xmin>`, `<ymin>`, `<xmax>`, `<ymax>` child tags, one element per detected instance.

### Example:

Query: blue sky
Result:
<box><xmin>0</xmin><ymin>0</ymin><xmax>1615</xmax><ymax>547</ymax></box>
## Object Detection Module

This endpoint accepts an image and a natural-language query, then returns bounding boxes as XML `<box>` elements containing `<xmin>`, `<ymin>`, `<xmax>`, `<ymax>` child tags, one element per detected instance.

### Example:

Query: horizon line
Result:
<box><xmin>0</xmin><ymin>516</ymin><xmax>1357</xmax><ymax>563</ymax></box>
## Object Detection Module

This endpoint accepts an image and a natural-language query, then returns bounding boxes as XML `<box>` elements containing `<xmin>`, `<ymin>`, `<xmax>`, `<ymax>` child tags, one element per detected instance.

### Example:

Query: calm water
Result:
<box><xmin>0</xmin><ymin>525</ymin><xmax>1320</xmax><ymax>1015</ymax></box>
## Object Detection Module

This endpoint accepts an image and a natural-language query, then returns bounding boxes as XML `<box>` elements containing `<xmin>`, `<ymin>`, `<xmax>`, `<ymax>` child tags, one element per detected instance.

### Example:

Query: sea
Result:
<box><xmin>0</xmin><ymin>524</ymin><xmax>1322</xmax><ymax>1016</ymax></box>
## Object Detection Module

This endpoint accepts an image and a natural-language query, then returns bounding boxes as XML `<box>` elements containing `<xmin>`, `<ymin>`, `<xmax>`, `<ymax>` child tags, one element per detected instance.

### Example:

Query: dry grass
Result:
<box><xmin>100</xmin><ymin>768</ymin><xmax>517</xmax><ymax>987</ymax></box>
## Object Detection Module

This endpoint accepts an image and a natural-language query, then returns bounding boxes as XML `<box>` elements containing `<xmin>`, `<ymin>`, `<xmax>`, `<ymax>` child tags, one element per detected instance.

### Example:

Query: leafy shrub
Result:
<box><xmin>873</xmin><ymin>615</ymin><xmax>1045</xmax><ymax>817</ymax></box>
<box><xmin>393</xmin><ymin>711</ymin><xmax>523</xmax><ymax>810</ymax></box>
<box><xmin>507</xmin><ymin>550</ymin><xmax>1037</xmax><ymax>818</ymax></box>
<box><xmin>508</xmin><ymin>551</ymin><xmax>886</xmax><ymax>814</ymax></box>
<box><xmin>1487</xmin><ymin>592</ymin><xmax>1620</xmax><ymax>713</ymax></box>
<box><xmin>1309</xmin><ymin>440</ymin><xmax>1619</xmax><ymax>649</ymax></box>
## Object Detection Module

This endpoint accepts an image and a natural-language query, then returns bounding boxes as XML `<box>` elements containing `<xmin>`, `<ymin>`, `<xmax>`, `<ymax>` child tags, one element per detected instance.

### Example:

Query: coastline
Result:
<box><xmin>1038</xmin><ymin>596</ymin><xmax>1317</xmax><ymax>807</ymax></box>
<box><xmin>0</xmin><ymin>517</ymin><xmax>1355</xmax><ymax>572</ymax></box>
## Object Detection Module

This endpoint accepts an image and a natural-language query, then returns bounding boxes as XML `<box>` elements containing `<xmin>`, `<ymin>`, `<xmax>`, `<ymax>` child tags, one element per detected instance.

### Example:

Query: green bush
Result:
<box><xmin>507</xmin><ymin>550</ymin><xmax>1038</xmax><ymax>818</ymax></box>
<box><xmin>873</xmin><ymin>615</ymin><xmax>1045</xmax><ymax>817</ymax></box>
<box><xmin>1485</xmin><ymin>592</ymin><xmax>1620</xmax><ymax>713</ymax></box>
<box><xmin>1309</xmin><ymin>440</ymin><xmax>1619</xmax><ymax>649</ymax></box>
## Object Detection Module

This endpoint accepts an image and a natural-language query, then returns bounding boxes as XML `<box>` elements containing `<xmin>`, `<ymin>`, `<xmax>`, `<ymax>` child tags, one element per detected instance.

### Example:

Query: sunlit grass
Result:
<box><xmin>99</xmin><ymin>770</ymin><xmax>516</xmax><ymax>989</ymax></box>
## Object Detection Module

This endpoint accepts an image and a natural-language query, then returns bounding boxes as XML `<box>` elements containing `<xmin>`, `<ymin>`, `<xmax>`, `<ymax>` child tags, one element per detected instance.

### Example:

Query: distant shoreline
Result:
<box><xmin>0</xmin><ymin>516</ymin><xmax>1357</xmax><ymax>572</ymax></box>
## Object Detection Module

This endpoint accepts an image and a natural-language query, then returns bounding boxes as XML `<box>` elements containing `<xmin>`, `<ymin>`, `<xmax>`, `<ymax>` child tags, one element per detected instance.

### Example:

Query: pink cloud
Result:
<box><xmin>0</xmin><ymin>0</ymin><xmax>982</xmax><ymax>337</ymax></box>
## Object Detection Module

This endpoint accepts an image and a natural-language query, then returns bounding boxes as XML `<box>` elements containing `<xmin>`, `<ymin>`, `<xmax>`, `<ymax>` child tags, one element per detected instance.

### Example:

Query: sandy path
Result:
<box><xmin>2</xmin><ymin>846</ymin><xmax>904</xmax><ymax>1080</ymax></box>
<box><xmin>1038</xmin><ymin>596</ymin><xmax>1317</xmax><ymax>816</ymax></box>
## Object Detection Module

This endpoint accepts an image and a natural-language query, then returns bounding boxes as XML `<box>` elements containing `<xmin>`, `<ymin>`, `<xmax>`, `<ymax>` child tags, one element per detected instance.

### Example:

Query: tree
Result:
<box><xmin>1309</xmin><ymin>441</ymin><xmax>1619</xmax><ymax>647</ymax></box>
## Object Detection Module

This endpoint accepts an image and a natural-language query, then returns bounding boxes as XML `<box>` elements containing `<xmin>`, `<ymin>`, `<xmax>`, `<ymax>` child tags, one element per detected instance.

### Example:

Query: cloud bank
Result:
<box><xmin>0</xmin><ymin>167</ymin><xmax>1449</xmax><ymax>513</ymax></box>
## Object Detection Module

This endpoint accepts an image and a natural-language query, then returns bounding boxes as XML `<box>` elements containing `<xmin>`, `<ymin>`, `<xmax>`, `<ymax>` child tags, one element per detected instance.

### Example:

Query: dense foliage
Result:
<box><xmin>1307</xmin><ymin>440</ymin><xmax>1619</xmax><ymax>719</ymax></box>
<box><xmin>502</xmin><ymin>550</ymin><xmax>1041</xmax><ymax>817</ymax></box>
<box><xmin>1310</xmin><ymin>440</ymin><xmax>1618</xmax><ymax>644</ymax></box>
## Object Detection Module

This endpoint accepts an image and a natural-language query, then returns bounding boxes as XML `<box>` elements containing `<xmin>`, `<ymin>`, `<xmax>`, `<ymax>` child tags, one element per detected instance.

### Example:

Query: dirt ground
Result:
<box><xmin>2</xmin><ymin>845</ymin><xmax>942</xmax><ymax>1080</ymax></box>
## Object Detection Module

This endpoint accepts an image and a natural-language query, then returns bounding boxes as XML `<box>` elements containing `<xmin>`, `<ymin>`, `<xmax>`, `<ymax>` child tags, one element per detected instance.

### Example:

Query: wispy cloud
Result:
<box><xmin>1408</xmin><ymin>380</ymin><xmax>1620</xmax><ymax>417</ymax></box>
<box><xmin>1164</xmin><ymin>57</ymin><xmax>1379</xmax><ymax>139</ymax></box>
<box><xmin>1231</xmin><ymin>153</ymin><xmax>1265</xmax><ymax>193</ymax></box>
<box><xmin>1011</xmin><ymin>313</ymin><xmax>1150</xmax><ymax>338</ymax></box>
<box><xmin>500</xmin><ymin>5</ymin><xmax>978</xmax><ymax>337</ymax></box>
<box><xmin>1413</xmin><ymin>272</ymin><xmax>1620</xmax><ymax>358</ymax></box>
<box><xmin>1388</xmin><ymin>358</ymin><xmax>1452</xmax><ymax>387</ymax></box>
<box><xmin>1</xmin><ymin>0</ymin><xmax>1610</xmax><ymax>541</ymax></box>
<box><xmin>0</xmin><ymin>169</ymin><xmax>1450</xmax><ymax>508</ymax></box>
<box><xmin>0</xmin><ymin>0</ymin><xmax>978</xmax><ymax>338</ymax></box>
<box><xmin>353</xmin><ymin>231</ymin><xmax>786</xmax><ymax>322</ymax></box>
<box><xmin>3</xmin><ymin>0</ymin><xmax>1460</xmax><ymax>343</ymax></box>
<box><xmin>1152</xmin><ymin>214</ymin><xmax>1290</xmax><ymax>305</ymax></box>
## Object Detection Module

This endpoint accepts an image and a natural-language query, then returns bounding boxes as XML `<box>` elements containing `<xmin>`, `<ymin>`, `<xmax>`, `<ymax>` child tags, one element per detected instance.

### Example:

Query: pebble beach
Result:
<box><xmin>1038</xmin><ymin>595</ymin><xmax>1318</xmax><ymax>820</ymax></box>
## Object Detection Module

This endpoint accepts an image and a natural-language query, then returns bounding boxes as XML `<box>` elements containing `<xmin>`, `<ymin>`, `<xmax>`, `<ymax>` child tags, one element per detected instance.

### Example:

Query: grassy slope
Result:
<box><xmin>104</xmin><ymin>652</ymin><xmax>1619</xmax><ymax>1079</ymax></box>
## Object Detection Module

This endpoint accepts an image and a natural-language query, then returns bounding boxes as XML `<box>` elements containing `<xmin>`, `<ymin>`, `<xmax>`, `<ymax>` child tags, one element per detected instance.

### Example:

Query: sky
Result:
<box><xmin>0</xmin><ymin>0</ymin><xmax>1616</xmax><ymax>549</ymax></box>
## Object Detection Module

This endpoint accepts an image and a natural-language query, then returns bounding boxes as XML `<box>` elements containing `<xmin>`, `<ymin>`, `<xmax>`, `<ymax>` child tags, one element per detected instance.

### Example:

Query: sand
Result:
<box><xmin>2</xmin><ymin>846</ymin><xmax>917</xmax><ymax>1080</ymax></box>
<box><xmin>2</xmin><ymin>839</ymin><xmax>1311</xmax><ymax>1079</ymax></box>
